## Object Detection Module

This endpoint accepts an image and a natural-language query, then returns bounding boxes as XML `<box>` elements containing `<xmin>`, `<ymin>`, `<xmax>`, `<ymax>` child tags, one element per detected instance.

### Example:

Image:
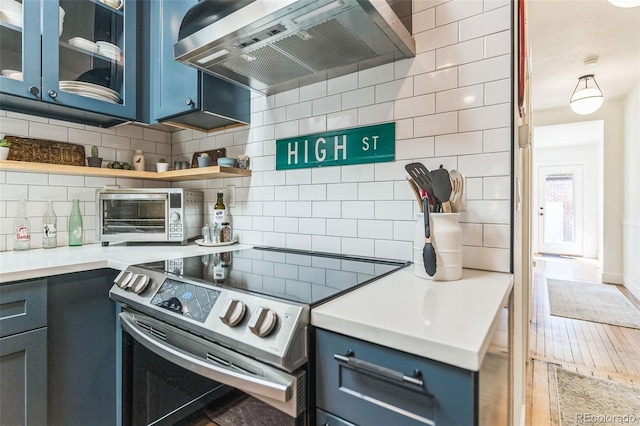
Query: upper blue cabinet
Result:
<box><xmin>0</xmin><ymin>0</ymin><xmax>136</xmax><ymax>127</ymax></box>
<box><xmin>139</xmin><ymin>0</ymin><xmax>250</xmax><ymax>132</ymax></box>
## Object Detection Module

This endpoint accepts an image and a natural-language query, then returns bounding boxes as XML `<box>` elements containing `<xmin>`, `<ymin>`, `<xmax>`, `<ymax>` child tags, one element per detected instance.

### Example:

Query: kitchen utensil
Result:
<box><xmin>430</xmin><ymin>165</ymin><xmax>453</xmax><ymax>213</ymax></box>
<box><xmin>405</xmin><ymin>162</ymin><xmax>439</xmax><ymax>211</ymax></box>
<box><xmin>406</xmin><ymin>177</ymin><xmax>423</xmax><ymax>212</ymax></box>
<box><xmin>422</xmin><ymin>198</ymin><xmax>437</xmax><ymax>277</ymax></box>
<box><xmin>449</xmin><ymin>169</ymin><xmax>464</xmax><ymax>212</ymax></box>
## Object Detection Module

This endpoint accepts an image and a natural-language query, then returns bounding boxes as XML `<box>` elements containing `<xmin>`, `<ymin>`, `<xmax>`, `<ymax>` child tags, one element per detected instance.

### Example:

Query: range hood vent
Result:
<box><xmin>174</xmin><ymin>0</ymin><xmax>415</xmax><ymax>94</ymax></box>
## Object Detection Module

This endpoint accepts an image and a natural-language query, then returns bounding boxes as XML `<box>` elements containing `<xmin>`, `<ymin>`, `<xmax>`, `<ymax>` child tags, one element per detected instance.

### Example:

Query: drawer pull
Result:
<box><xmin>334</xmin><ymin>351</ymin><xmax>424</xmax><ymax>388</ymax></box>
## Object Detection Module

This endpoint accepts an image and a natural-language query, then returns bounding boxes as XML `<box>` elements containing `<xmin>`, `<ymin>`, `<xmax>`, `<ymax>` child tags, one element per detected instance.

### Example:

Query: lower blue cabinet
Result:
<box><xmin>315</xmin><ymin>329</ymin><xmax>477</xmax><ymax>426</ymax></box>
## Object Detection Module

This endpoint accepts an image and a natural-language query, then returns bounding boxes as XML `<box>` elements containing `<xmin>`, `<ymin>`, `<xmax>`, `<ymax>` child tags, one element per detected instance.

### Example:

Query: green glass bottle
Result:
<box><xmin>68</xmin><ymin>199</ymin><xmax>83</xmax><ymax>246</ymax></box>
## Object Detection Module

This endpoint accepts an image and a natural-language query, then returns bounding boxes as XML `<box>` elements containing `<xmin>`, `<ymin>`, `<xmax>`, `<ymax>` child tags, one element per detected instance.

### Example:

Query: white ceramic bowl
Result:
<box><xmin>156</xmin><ymin>163</ymin><xmax>169</xmax><ymax>173</ymax></box>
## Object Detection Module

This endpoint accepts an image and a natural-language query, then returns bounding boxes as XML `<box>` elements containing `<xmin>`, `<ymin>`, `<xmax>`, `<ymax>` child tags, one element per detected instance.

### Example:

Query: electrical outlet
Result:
<box><xmin>226</xmin><ymin>185</ymin><xmax>236</xmax><ymax>208</ymax></box>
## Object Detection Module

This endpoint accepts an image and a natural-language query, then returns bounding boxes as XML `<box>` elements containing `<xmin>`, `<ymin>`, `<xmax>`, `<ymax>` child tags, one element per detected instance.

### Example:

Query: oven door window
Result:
<box><xmin>101</xmin><ymin>196</ymin><xmax>167</xmax><ymax>235</ymax></box>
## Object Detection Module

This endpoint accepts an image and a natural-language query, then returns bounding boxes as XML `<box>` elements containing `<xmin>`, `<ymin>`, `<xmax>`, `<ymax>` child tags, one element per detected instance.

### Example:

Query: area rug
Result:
<box><xmin>547</xmin><ymin>279</ymin><xmax>640</xmax><ymax>329</ymax></box>
<box><xmin>556</xmin><ymin>368</ymin><xmax>640</xmax><ymax>425</ymax></box>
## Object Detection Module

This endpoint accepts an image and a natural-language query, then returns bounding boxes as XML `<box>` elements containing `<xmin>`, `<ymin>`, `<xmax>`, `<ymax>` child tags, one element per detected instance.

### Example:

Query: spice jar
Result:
<box><xmin>220</xmin><ymin>222</ymin><xmax>232</xmax><ymax>243</ymax></box>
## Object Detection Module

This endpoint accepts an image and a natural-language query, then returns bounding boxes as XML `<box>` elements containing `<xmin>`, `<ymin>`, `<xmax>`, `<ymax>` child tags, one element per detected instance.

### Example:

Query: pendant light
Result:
<box><xmin>570</xmin><ymin>75</ymin><xmax>604</xmax><ymax>115</ymax></box>
<box><xmin>608</xmin><ymin>0</ymin><xmax>640</xmax><ymax>7</ymax></box>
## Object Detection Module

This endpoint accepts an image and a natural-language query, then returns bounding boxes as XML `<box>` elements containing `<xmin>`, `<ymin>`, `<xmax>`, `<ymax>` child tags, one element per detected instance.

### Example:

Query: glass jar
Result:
<box><xmin>220</xmin><ymin>222</ymin><xmax>232</xmax><ymax>243</ymax></box>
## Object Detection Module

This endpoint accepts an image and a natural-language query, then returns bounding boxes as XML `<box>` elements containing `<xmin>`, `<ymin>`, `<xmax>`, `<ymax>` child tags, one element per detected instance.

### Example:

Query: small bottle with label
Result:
<box><xmin>68</xmin><ymin>199</ymin><xmax>83</xmax><ymax>246</ymax></box>
<box><xmin>43</xmin><ymin>201</ymin><xmax>57</xmax><ymax>249</ymax></box>
<box><xmin>133</xmin><ymin>149</ymin><xmax>145</xmax><ymax>171</ymax></box>
<box><xmin>13</xmin><ymin>198</ymin><xmax>31</xmax><ymax>251</ymax></box>
<box><xmin>213</xmin><ymin>191</ymin><xmax>226</xmax><ymax>226</ymax></box>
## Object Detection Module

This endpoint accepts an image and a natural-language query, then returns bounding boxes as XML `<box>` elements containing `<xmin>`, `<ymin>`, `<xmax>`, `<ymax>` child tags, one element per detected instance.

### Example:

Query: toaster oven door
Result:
<box><xmin>99</xmin><ymin>193</ymin><xmax>169</xmax><ymax>240</ymax></box>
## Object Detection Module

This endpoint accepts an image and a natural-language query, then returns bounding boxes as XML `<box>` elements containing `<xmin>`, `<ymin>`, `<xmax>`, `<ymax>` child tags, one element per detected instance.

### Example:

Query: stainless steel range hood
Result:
<box><xmin>174</xmin><ymin>0</ymin><xmax>415</xmax><ymax>94</ymax></box>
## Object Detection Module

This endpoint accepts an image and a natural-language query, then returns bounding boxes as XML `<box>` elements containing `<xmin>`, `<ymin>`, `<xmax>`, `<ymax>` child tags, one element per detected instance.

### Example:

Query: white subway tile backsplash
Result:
<box><xmin>285</xmin><ymin>233</ymin><xmax>312</xmax><ymax>250</ymax></box>
<box><xmin>414</xmin><ymin>67</ymin><xmax>458</xmax><ymax>96</ymax></box>
<box><xmin>327</xmin><ymin>219</ymin><xmax>358</xmax><ymax>237</ymax></box>
<box><xmin>286</xmin><ymin>101</ymin><xmax>312</xmax><ymax>121</ymax></box>
<box><xmin>459</xmin><ymin>152</ymin><xmax>510</xmax><ymax>177</ymax></box>
<box><xmin>395</xmin><ymin>137</ymin><xmax>435</xmax><ymax>160</ymax></box>
<box><xmin>435</xmin><ymin>132</ymin><xmax>483</xmax><ymax>157</ymax></box>
<box><xmin>342</xmin><ymin>237</ymin><xmax>375</xmax><ymax>257</ymax></box>
<box><xmin>484</xmin><ymin>223</ymin><xmax>510</xmax><ymax>248</ymax></box>
<box><xmin>275</xmin><ymin>89</ymin><xmax>300</xmax><ymax>108</ymax></box>
<box><xmin>393</xmin><ymin>219</ymin><xmax>416</xmax><ymax>242</ymax></box>
<box><xmin>326</xmin><ymin>183</ymin><xmax>358</xmax><ymax>201</ymax></box>
<box><xmin>312</xmin><ymin>167</ymin><xmax>341</xmax><ymax>184</ymax></box>
<box><xmin>264</xmin><ymin>107</ymin><xmax>287</xmax><ymax>125</ymax></box>
<box><xmin>414</xmin><ymin>111</ymin><xmax>458</xmax><ymax>137</ymax></box>
<box><xmin>374</xmin><ymin>161</ymin><xmax>407</xmax><ymax>182</ymax></box>
<box><xmin>313</xmin><ymin>95</ymin><xmax>342</xmax><ymax>115</ymax></box>
<box><xmin>299</xmin><ymin>184</ymin><xmax>327</xmax><ymax>201</ymax></box>
<box><xmin>312</xmin><ymin>201</ymin><xmax>342</xmax><ymax>218</ymax></box>
<box><xmin>436</xmin><ymin>38</ymin><xmax>483</xmax><ymax>70</ymax></box>
<box><xmin>299</xmin><ymin>218</ymin><xmax>326</xmax><ymax>235</ymax></box>
<box><xmin>436</xmin><ymin>84</ymin><xmax>484</xmax><ymax>113</ymax></box>
<box><xmin>395</xmin><ymin>52</ymin><xmax>436</xmax><ymax>78</ymax></box>
<box><xmin>6</xmin><ymin>172</ymin><xmax>47</xmax><ymax>186</ymax></box>
<box><xmin>460</xmin><ymin>222</ymin><xmax>483</xmax><ymax>246</ymax></box>
<box><xmin>286</xmin><ymin>201</ymin><xmax>312</xmax><ymax>217</ymax></box>
<box><xmin>483</xmin><ymin>127</ymin><xmax>511</xmax><ymax>152</ymax></box>
<box><xmin>396</xmin><ymin>118</ymin><xmax>414</xmax><ymax>140</ymax></box>
<box><xmin>342</xmin><ymin>87</ymin><xmax>375</xmax><ymax>110</ymax></box>
<box><xmin>459</xmin><ymin>54</ymin><xmax>510</xmax><ymax>87</ymax></box>
<box><xmin>358</xmin><ymin>103</ymin><xmax>394</xmax><ymax>125</ymax></box>
<box><xmin>358</xmin><ymin>182</ymin><xmax>394</xmax><ymax>200</ymax></box>
<box><xmin>0</xmin><ymin>184</ymin><xmax>28</xmax><ymax>201</ymax></box>
<box><xmin>376</xmin><ymin>79</ymin><xmax>414</xmax><ymax>103</ymax></box>
<box><xmin>459</xmin><ymin>5</ymin><xmax>510</xmax><ymax>41</ymax></box>
<box><xmin>30</xmin><ymin>185</ymin><xmax>67</xmax><ymax>201</ymax></box>
<box><xmin>415</xmin><ymin>22</ymin><xmax>458</xmax><ymax>54</ymax></box>
<box><xmin>0</xmin><ymin>115</ymin><xmax>30</xmax><ymax>135</ymax></box>
<box><xmin>459</xmin><ymin>103</ymin><xmax>510</xmax><ymax>132</ymax></box>
<box><xmin>413</xmin><ymin>7</ymin><xmax>436</xmax><ymax>34</ymax></box>
<box><xmin>300</xmin><ymin>81</ymin><xmax>327</xmax><ymax>101</ymax></box>
<box><xmin>29</xmin><ymin>122</ymin><xmax>68</xmax><ymax>142</ymax></box>
<box><xmin>465</xmin><ymin>177</ymin><xmax>483</xmax><ymax>199</ymax></box>
<box><xmin>395</xmin><ymin>94</ymin><xmax>435</xmax><ymax>119</ymax></box>
<box><xmin>358</xmin><ymin>219</ymin><xmax>392</xmax><ymax>239</ymax></box>
<box><xmin>263</xmin><ymin>170</ymin><xmax>286</xmax><ymax>187</ymax></box>
<box><xmin>311</xmin><ymin>235</ymin><xmax>341</xmax><ymax>253</ymax></box>
<box><xmin>484</xmin><ymin>30</ymin><xmax>510</xmax><ymax>58</ymax></box>
<box><xmin>342</xmin><ymin>201</ymin><xmax>375</xmax><ymax>219</ymax></box>
<box><xmin>375</xmin><ymin>201</ymin><xmax>413</xmax><ymax>220</ymax></box>
<box><xmin>48</xmin><ymin>174</ymin><xmax>85</xmax><ymax>187</ymax></box>
<box><xmin>462</xmin><ymin>246</ymin><xmax>510</xmax><ymax>272</ymax></box>
<box><xmin>359</xmin><ymin>63</ymin><xmax>394</xmax><ymax>88</ymax></box>
<box><xmin>275</xmin><ymin>217</ymin><xmax>299</xmax><ymax>233</ymax></box>
<box><xmin>328</xmin><ymin>73</ymin><xmax>359</xmax><ymax>95</ymax></box>
<box><xmin>484</xmin><ymin>79</ymin><xmax>510</xmax><ymax>106</ymax></box>
<box><xmin>285</xmin><ymin>169</ymin><xmax>311</xmax><ymax>186</ymax></box>
<box><xmin>484</xmin><ymin>0</ymin><xmax>510</xmax><ymax>11</ymax></box>
<box><xmin>483</xmin><ymin>176</ymin><xmax>511</xmax><ymax>199</ymax></box>
<box><xmin>327</xmin><ymin>108</ymin><xmax>358</xmax><ymax>130</ymax></box>
<box><xmin>436</xmin><ymin>0</ymin><xmax>484</xmax><ymax>26</ymax></box>
<box><xmin>374</xmin><ymin>239</ymin><xmax>412</xmax><ymax>261</ymax></box>
<box><xmin>341</xmin><ymin>164</ymin><xmax>374</xmax><ymax>183</ymax></box>
<box><xmin>461</xmin><ymin>200</ymin><xmax>511</xmax><ymax>224</ymax></box>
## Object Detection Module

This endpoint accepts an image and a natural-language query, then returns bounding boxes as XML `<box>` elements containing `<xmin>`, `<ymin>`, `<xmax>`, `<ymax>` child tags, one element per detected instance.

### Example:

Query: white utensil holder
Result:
<box><xmin>413</xmin><ymin>212</ymin><xmax>463</xmax><ymax>281</ymax></box>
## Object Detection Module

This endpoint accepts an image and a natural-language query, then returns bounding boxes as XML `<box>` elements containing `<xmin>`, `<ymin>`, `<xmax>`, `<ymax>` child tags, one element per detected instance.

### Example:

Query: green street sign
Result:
<box><xmin>276</xmin><ymin>122</ymin><xmax>395</xmax><ymax>170</ymax></box>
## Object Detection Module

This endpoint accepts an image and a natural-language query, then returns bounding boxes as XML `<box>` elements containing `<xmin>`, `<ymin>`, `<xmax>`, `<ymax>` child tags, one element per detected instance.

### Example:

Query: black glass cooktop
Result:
<box><xmin>136</xmin><ymin>246</ymin><xmax>410</xmax><ymax>306</ymax></box>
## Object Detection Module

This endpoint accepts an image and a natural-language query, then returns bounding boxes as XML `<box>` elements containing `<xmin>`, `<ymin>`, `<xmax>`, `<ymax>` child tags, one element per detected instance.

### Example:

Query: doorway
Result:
<box><xmin>532</xmin><ymin>120</ymin><xmax>603</xmax><ymax>261</ymax></box>
<box><xmin>537</xmin><ymin>165</ymin><xmax>583</xmax><ymax>256</ymax></box>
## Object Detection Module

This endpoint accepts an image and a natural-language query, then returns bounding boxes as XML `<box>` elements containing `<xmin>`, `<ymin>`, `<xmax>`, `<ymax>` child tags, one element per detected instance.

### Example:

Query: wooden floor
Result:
<box><xmin>526</xmin><ymin>256</ymin><xmax>640</xmax><ymax>425</ymax></box>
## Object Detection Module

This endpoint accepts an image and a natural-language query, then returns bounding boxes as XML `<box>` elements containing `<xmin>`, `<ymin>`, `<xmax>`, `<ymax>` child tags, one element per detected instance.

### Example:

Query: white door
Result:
<box><xmin>537</xmin><ymin>165</ymin><xmax>584</xmax><ymax>256</ymax></box>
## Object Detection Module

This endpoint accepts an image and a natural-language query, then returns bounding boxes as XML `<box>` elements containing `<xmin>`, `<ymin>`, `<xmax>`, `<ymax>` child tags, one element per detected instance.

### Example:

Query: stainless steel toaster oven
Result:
<box><xmin>96</xmin><ymin>188</ymin><xmax>203</xmax><ymax>245</ymax></box>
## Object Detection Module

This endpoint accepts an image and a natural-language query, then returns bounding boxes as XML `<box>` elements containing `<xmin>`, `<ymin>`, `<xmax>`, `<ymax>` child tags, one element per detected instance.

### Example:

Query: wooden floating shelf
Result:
<box><xmin>0</xmin><ymin>160</ymin><xmax>251</xmax><ymax>181</ymax></box>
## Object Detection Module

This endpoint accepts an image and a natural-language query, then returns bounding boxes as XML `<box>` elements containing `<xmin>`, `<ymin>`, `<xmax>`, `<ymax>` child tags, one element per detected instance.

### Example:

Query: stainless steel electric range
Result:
<box><xmin>109</xmin><ymin>246</ymin><xmax>409</xmax><ymax>426</ymax></box>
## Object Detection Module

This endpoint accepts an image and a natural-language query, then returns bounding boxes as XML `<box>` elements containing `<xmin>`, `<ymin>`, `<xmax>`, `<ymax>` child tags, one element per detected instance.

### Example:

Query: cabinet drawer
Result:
<box><xmin>315</xmin><ymin>329</ymin><xmax>476</xmax><ymax>426</ymax></box>
<box><xmin>316</xmin><ymin>408</ymin><xmax>357</xmax><ymax>426</ymax></box>
<box><xmin>0</xmin><ymin>279</ymin><xmax>47</xmax><ymax>338</ymax></box>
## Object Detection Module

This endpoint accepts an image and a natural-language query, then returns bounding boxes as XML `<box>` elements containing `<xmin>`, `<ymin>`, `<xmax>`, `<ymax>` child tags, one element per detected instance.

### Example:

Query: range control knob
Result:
<box><xmin>130</xmin><ymin>274</ymin><xmax>150</xmax><ymax>294</ymax></box>
<box><xmin>114</xmin><ymin>271</ymin><xmax>134</xmax><ymax>289</ymax></box>
<box><xmin>219</xmin><ymin>299</ymin><xmax>246</xmax><ymax>327</ymax></box>
<box><xmin>247</xmin><ymin>307</ymin><xmax>277</xmax><ymax>337</ymax></box>
<box><xmin>170</xmin><ymin>212</ymin><xmax>180</xmax><ymax>222</ymax></box>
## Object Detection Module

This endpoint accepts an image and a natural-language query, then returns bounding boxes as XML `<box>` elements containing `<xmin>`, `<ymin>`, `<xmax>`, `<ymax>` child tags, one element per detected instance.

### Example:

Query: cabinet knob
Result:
<box><xmin>47</xmin><ymin>90</ymin><xmax>58</xmax><ymax>99</ymax></box>
<box><xmin>28</xmin><ymin>86</ymin><xmax>40</xmax><ymax>96</ymax></box>
<box><xmin>185</xmin><ymin>98</ymin><xmax>194</xmax><ymax>106</ymax></box>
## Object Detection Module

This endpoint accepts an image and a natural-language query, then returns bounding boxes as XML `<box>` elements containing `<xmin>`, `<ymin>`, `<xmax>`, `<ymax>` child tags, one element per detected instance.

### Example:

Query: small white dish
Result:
<box><xmin>194</xmin><ymin>238</ymin><xmax>238</xmax><ymax>247</ymax></box>
<box><xmin>69</xmin><ymin>37</ymin><xmax>100</xmax><ymax>53</ymax></box>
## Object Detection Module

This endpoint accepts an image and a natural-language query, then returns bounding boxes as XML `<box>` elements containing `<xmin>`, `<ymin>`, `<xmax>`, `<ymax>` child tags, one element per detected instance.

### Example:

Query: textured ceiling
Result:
<box><xmin>527</xmin><ymin>0</ymin><xmax>640</xmax><ymax>112</ymax></box>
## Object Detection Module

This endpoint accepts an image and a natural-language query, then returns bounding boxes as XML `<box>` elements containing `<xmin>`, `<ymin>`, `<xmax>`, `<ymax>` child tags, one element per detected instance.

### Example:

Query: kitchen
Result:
<box><xmin>0</xmin><ymin>0</ymin><xmax>516</xmax><ymax>425</ymax></box>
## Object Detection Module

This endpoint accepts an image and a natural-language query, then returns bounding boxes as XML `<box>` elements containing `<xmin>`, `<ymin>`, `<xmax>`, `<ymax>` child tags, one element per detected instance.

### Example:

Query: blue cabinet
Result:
<box><xmin>140</xmin><ymin>0</ymin><xmax>250</xmax><ymax>131</ymax></box>
<box><xmin>0</xmin><ymin>279</ymin><xmax>48</xmax><ymax>426</ymax></box>
<box><xmin>315</xmin><ymin>329</ymin><xmax>477</xmax><ymax>426</ymax></box>
<box><xmin>0</xmin><ymin>0</ymin><xmax>137</xmax><ymax>127</ymax></box>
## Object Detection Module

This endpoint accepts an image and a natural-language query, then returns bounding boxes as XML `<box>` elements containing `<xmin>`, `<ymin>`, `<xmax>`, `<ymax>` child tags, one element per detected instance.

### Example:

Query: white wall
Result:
<box><xmin>623</xmin><ymin>81</ymin><xmax>640</xmax><ymax>299</ymax></box>
<box><xmin>533</xmin><ymin>101</ymin><xmax>625</xmax><ymax>284</ymax></box>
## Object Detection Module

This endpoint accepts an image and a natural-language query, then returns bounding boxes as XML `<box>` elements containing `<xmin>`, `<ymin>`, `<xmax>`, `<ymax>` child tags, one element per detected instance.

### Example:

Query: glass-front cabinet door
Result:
<box><xmin>0</xmin><ymin>0</ymin><xmax>136</xmax><ymax>121</ymax></box>
<box><xmin>0</xmin><ymin>0</ymin><xmax>41</xmax><ymax>99</ymax></box>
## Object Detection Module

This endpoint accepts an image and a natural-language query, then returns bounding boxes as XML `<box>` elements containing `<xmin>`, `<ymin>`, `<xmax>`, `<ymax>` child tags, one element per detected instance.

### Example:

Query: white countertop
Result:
<box><xmin>0</xmin><ymin>242</ymin><xmax>253</xmax><ymax>283</ymax></box>
<box><xmin>311</xmin><ymin>267</ymin><xmax>513</xmax><ymax>371</ymax></box>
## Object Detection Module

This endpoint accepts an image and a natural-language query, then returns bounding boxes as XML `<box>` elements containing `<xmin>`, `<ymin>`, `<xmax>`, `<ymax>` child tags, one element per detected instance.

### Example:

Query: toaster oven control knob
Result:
<box><xmin>219</xmin><ymin>299</ymin><xmax>246</xmax><ymax>327</ymax></box>
<box><xmin>130</xmin><ymin>274</ymin><xmax>150</xmax><ymax>294</ymax></box>
<box><xmin>248</xmin><ymin>307</ymin><xmax>277</xmax><ymax>337</ymax></box>
<box><xmin>170</xmin><ymin>212</ymin><xmax>180</xmax><ymax>222</ymax></box>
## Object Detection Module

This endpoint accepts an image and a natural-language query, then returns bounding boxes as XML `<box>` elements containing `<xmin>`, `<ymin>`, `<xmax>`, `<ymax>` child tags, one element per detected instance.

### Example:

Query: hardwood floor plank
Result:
<box><xmin>527</xmin><ymin>257</ymin><xmax>640</xmax><ymax>425</ymax></box>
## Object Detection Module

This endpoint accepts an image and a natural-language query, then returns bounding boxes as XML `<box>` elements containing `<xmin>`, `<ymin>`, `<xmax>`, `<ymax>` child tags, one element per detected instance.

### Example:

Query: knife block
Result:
<box><xmin>413</xmin><ymin>213</ymin><xmax>462</xmax><ymax>281</ymax></box>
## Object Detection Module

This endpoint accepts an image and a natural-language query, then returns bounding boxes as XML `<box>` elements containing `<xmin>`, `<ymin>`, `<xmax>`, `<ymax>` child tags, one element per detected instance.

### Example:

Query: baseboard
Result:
<box><xmin>603</xmin><ymin>272</ymin><xmax>623</xmax><ymax>285</ymax></box>
<box><xmin>624</xmin><ymin>276</ymin><xmax>640</xmax><ymax>301</ymax></box>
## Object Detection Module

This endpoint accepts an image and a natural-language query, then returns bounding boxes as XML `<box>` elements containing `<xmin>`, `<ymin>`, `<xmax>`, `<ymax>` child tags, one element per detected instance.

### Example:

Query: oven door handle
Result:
<box><xmin>120</xmin><ymin>312</ymin><xmax>295</xmax><ymax>405</ymax></box>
